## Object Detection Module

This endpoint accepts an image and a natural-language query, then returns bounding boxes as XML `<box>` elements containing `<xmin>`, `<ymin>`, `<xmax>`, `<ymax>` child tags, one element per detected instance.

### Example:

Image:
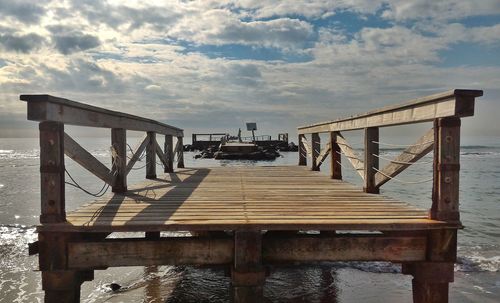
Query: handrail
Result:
<box><xmin>21</xmin><ymin>94</ymin><xmax>183</xmax><ymax>137</ymax></box>
<box><xmin>297</xmin><ymin>89</ymin><xmax>483</xmax><ymax>223</ymax></box>
<box><xmin>298</xmin><ymin>89</ymin><xmax>482</xmax><ymax>134</ymax></box>
<box><xmin>21</xmin><ymin>94</ymin><xmax>184</xmax><ymax>224</ymax></box>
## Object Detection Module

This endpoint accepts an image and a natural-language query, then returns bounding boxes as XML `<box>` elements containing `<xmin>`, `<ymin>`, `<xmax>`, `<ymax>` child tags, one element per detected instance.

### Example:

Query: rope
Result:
<box><xmin>336</xmin><ymin>150</ymin><xmax>361</xmax><ymax>161</ymax></box>
<box><xmin>65</xmin><ymin>168</ymin><xmax>110</xmax><ymax>197</ymax></box>
<box><xmin>372</xmin><ymin>167</ymin><xmax>433</xmax><ymax>184</ymax></box>
<box><xmin>335</xmin><ymin>161</ymin><xmax>364</xmax><ymax>179</ymax></box>
<box><xmin>372</xmin><ymin>154</ymin><xmax>433</xmax><ymax>165</ymax></box>
<box><xmin>372</xmin><ymin>140</ymin><xmax>434</xmax><ymax>148</ymax></box>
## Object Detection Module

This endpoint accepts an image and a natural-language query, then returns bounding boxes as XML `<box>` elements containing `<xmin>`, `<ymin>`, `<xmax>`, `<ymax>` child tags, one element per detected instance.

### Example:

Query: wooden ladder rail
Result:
<box><xmin>297</xmin><ymin>89</ymin><xmax>483</xmax><ymax>303</ymax></box>
<box><xmin>20</xmin><ymin>94</ymin><xmax>184</xmax><ymax>302</ymax></box>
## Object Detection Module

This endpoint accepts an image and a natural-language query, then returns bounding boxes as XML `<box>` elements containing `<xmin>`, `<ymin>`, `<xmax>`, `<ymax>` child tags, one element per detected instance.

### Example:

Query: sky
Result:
<box><xmin>0</xmin><ymin>0</ymin><xmax>499</xmax><ymax>140</ymax></box>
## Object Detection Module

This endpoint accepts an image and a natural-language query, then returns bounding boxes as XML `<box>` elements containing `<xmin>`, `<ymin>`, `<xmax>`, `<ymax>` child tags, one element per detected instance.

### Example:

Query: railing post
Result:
<box><xmin>330</xmin><ymin>131</ymin><xmax>342</xmax><ymax>180</ymax></box>
<box><xmin>39</xmin><ymin>121</ymin><xmax>66</xmax><ymax>223</ymax></box>
<box><xmin>177</xmin><ymin>136</ymin><xmax>185</xmax><ymax>168</ymax></box>
<box><xmin>146</xmin><ymin>132</ymin><xmax>156</xmax><ymax>179</ymax></box>
<box><xmin>431</xmin><ymin>118</ymin><xmax>461</xmax><ymax>222</ymax></box>
<box><xmin>298</xmin><ymin>134</ymin><xmax>307</xmax><ymax>166</ymax></box>
<box><xmin>164</xmin><ymin>135</ymin><xmax>174</xmax><ymax>173</ymax></box>
<box><xmin>111</xmin><ymin>128</ymin><xmax>127</xmax><ymax>192</ymax></box>
<box><xmin>364</xmin><ymin>127</ymin><xmax>379</xmax><ymax>193</ymax></box>
<box><xmin>311</xmin><ymin>133</ymin><xmax>320</xmax><ymax>171</ymax></box>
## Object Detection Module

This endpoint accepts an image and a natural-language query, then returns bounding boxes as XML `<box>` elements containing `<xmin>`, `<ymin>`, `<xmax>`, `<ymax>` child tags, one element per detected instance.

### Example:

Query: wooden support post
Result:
<box><xmin>403</xmin><ymin>262</ymin><xmax>454</xmax><ymax>303</ymax></box>
<box><xmin>192</xmin><ymin>133</ymin><xmax>196</xmax><ymax>145</ymax></box>
<box><xmin>177</xmin><ymin>136</ymin><xmax>185</xmax><ymax>168</ymax></box>
<box><xmin>111</xmin><ymin>128</ymin><xmax>127</xmax><ymax>192</ymax></box>
<box><xmin>232</xmin><ymin>231</ymin><xmax>265</xmax><ymax>303</ymax></box>
<box><xmin>164</xmin><ymin>135</ymin><xmax>174</xmax><ymax>173</ymax></box>
<box><xmin>330</xmin><ymin>131</ymin><xmax>342</xmax><ymax>180</ymax></box>
<box><xmin>39</xmin><ymin>121</ymin><xmax>66</xmax><ymax>223</ymax></box>
<box><xmin>311</xmin><ymin>133</ymin><xmax>320</xmax><ymax>171</ymax></box>
<box><xmin>431</xmin><ymin>118</ymin><xmax>461</xmax><ymax>222</ymax></box>
<box><xmin>298</xmin><ymin>134</ymin><xmax>307</xmax><ymax>166</ymax></box>
<box><xmin>146</xmin><ymin>132</ymin><xmax>156</xmax><ymax>179</ymax></box>
<box><xmin>364</xmin><ymin>127</ymin><xmax>379</xmax><ymax>194</ymax></box>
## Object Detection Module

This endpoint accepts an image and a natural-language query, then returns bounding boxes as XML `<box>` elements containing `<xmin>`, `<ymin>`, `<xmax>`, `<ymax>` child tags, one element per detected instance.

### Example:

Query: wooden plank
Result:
<box><xmin>316</xmin><ymin>142</ymin><xmax>331</xmax><ymax>169</ymax></box>
<box><xmin>177</xmin><ymin>136</ymin><xmax>184</xmax><ymax>168</ymax></box>
<box><xmin>298</xmin><ymin>89</ymin><xmax>482</xmax><ymax>134</ymax></box>
<box><xmin>63</xmin><ymin>132</ymin><xmax>112</xmax><ymax>185</ymax></box>
<box><xmin>21</xmin><ymin>94</ymin><xmax>183</xmax><ymax>136</ymax></box>
<box><xmin>263</xmin><ymin>235</ymin><xmax>426</xmax><ymax>262</ymax></box>
<box><xmin>154</xmin><ymin>139</ymin><xmax>167</xmax><ymax>169</ymax></box>
<box><xmin>164</xmin><ymin>135</ymin><xmax>174</xmax><ymax>173</ymax></box>
<box><xmin>375</xmin><ymin>128</ymin><xmax>434</xmax><ymax>188</ymax></box>
<box><xmin>336</xmin><ymin>134</ymin><xmax>365</xmax><ymax>179</ymax></box>
<box><xmin>125</xmin><ymin>135</ymin><xmax>149</xmax><ymax>174</ymax></box>
<box><xmin>67</xmin><ymin>238</ymin><xmax>233</xmax><ymax>269</ymax></box>
<box><xmin>364</xmin><ymin>127</ymin><xmax>379</xmax><ymax>193</ymax></box>
<box><xmin>311</xmin><ymin>133</ymin><xmax>320</xmax><ymax>171</ymax></box>
<box><xmin>330</xmin><ymin>132</ymin><xmax>342</xmax><ymax>179</ymax></box>
<box><xmin>111</xmin><ymin>128</ymin><xmax>127</xmax><ymax>192</ymax></box>
<box><xmin>146</xmin><ymin>132</ymin><xmax>156</xmax><ymax>179</ymax></box>
<box><xmin>431</xmin><ymin>118</ymin><xmax>461</xmax><ymax>222</ymax></box>
<box><xmin>39</xmin><ymin>122</ymin><xmax>66</xmax><ymax>223</ymax></box>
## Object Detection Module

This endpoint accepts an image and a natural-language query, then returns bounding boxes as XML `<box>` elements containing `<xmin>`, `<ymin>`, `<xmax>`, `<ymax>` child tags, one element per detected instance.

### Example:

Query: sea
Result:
<box><xmin>0</xmin><ymin>136</ymin><xmax>499</xmax><ymax>303</ymax></box>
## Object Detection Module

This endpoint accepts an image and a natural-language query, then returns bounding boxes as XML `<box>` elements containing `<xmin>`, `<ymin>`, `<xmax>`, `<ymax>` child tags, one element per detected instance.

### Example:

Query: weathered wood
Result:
<box><xmin>42</xmin><ymin>270</ymin><xmax>84</xmax><ymax>303</ymax></box>
<box><xmin>67</xmin><ymin>238</ymin><xmax>233</xmax><ymax>269</ymax></box>
<box><xmin>154</xmin><ymin>140</ymin><xmax>167</xmax><ymax>169</ymax></box>
<box><xmin>21</xmin><ymin>94</ymin><xmax>183</xmax><ymax>136</ymax></box>
<box><xmin>125</xmin><ymin>134</ymin><xmax>149</xmax><ymax>174</ymax></box>
<box><xmin>39</xmin><ymin>122</ymin><xmax>66</xmax><ymax>223</ymax></box>
<box><xmin>64</xmin><ymin>133</ymin><xmax>112</xmax><ymax>185</ymax></box>
<box><xmin>311</xmin><ymin>133</ymin><xmax>320</xmax><ymax>171</ymax></box>
<box><xmin>316</xmin><ymin>143</ymin><xmax>331</xmax><ymax>169</ymax></box>
<box><xmin>336</xmin><ymin>134</ymin><xmax>365</xmax><ymax>179</ymax></box>
<box><xmin>176</xmin><ymin>136</ymin><xmax>185</xmax><ymax>168</ymax></box>
<box><xmin>403</xmin><ymin>262</ymin><xmax>454</xmax><ymax>303</ymax></box>
<box><xmin>232</xmin><ymin>231</ymin><xmax>265</xmax><ymax>303</ymax></box>
<box><xmin>298</xmin><ymin>134</ymin><xmax>307</xmax><ymax>166</ymax></box>
<box><xmin>431</xmin><ymin>118</ymin><xmax>461</xmax><ymax>222</ymax></box>
<box><xmin>164</xmin><ymin>135</ymin><xmax>174</xmax><ymax>173</ymax></box>
<box><xmin>111</xmin><ymin>128</ymin><xmax>127</xmax><ymax>192</ymax></box>
<box><xmin>263</xmin><ymin>235</ymin><xmax>426</xmax><ymax>262</ymax></box>
<box><xmin>146</xmin><ymin>132</ymin><xmax>156</xmax><ymax>179</ymax></box>
<box><xmin>364</xmin><ymin>127</ymin><xmax>379</xmax><ymax>193</ymax></box>
<box><xmin>330</xmin><ymin>132</ymin><xmax>342</xmax><ymax>179</ymax></box>
<box><xmin>298</xmin><ymin>89</ymin><xmax>482</xmax><ymax>134</ymax></box>
<box><xmin>375</xmin><ymin>128</ymin><xmax>434</xmax><ymax>188</ymax></box>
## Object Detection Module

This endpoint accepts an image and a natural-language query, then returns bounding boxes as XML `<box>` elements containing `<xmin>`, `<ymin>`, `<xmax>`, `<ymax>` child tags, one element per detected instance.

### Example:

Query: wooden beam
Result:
<box><xmin>63</xmin><ymin>133</ymin><xmax>112</xmax><ymax>185</ymax></box>
<box><xmin>164</xmin><ymin>135</ymin><xmax>174</xmax><ymax>173</ymax></box>
<box><xmin>431</xmin><ymin>118</ymin><xmax>461</xmax><ymax>222</ymax></box>
<box><xmin>311</xmin><ymin>133</ymin><xmax>320</xmax><ymax>171</ymax></box>
<box><xmin>316</xmin><ymin>143</ymin><xmax>331</xmax><ymax>169</ymax></box>
<box><xmin>298</xmin><ymin>89</ymin><xmax>482</xmax><ymax>134</ymax></box>
<box><xmin>67</xmin><ymin>238</ymin><xmax>233</xmax><ymax>269</ymax></box>
<box><xmin>154</xmin><ymin>139</ymin><xmax>167</xmax><ymax>169</ymax></box>
<box><xmin>39</xmin><ymin>122</ymin><xmax>66</xmax><ymax>223</ymax></box>
<box><xmin>336</xmin><ymin>134</ymin><xmax>365</xmax><ymax>179</ymax></box>
<box><xmin>330</xmin><ymin>132</ymin><xmax>342</xmax><ymax>180</ymax></box>
<box><xmin>146</xmin><ymin>132</ymin><xmax>156</xmax><ymax>179</ymax></box>
<box><xmin>364</xmin><ymin>127</ymin><xmax>379</xmax><ymax>193</ymax></box>
<box><xmin>298</xmin><ymin>134</ymin><xmax>307</xmax><ymax>166</ymax></box>
<box><xmin>263</xmin><ymin>235</ymin><xmax>426</xmax><ymax>263</ymax></box>
<box><xmin>125</xmin><ymin>135</ymin><xmax>149</xmax><ymax>174</ymax></box>
<box><xmin>177</xmin><ymin>136</ymin><xmax>185</xmax><ymax>168</ymax></box>
<box><xmin>111</xmin><ymin>128</ymin><xmax>127</xmax><ymax>192</ymax></box>
<box><xmin>375</xmin><ymin>128</ymin><xmax>434</xmax><ymax>188</ymax></box>
<box><xmin>21</xmin><ymin>95</ymin><xmax>183</xmax><ymax>137</ymax></box>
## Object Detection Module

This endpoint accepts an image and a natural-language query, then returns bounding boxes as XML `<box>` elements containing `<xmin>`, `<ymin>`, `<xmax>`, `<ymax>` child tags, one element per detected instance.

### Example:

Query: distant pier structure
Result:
<box><xmin>21</xmin><ymin>89</ymin><xmax>483</xmax><ymax>303</ymax></box>
<box><xmin>190</xmin><ymin>132</ymin><xmax>289</xmax><ymax>150</ymax></box>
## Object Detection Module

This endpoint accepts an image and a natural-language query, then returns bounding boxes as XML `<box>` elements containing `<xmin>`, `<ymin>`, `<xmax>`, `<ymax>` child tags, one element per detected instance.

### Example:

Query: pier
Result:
<box><xmin>22</xmin><ymin>89</ymin><xmax>483</xmax><ymax>302</ymax></box>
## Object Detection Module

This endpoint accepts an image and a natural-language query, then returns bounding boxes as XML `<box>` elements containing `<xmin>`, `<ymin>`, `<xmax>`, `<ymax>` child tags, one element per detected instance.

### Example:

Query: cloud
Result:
<box><xmin>48</xmin><ymin>26</ymin><xmax>101</xmax><ymax>54</ymax></box>
<box><xmin>0</xmin><ymin>0</ymin><xmax>47</xmax><ymax>24</ymax></box>
<box><xmin>0</xmin><ymin>33</ymin><xmax>46</xmax><ymax>53</ymax></box>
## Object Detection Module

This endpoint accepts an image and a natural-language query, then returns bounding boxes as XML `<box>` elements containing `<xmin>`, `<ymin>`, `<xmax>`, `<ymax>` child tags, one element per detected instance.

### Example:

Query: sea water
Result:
<box><xmin>0</xmin><ymin>137</ymin><xmax>499</xmax><ymax>302</ymax></box>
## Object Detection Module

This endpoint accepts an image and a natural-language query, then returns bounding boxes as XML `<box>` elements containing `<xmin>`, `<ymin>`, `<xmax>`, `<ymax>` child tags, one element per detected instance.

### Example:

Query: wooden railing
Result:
<box><xmin>20</xmin><ymin>94</ymin><xmax>184</xmax><ymax>224</ymax></box>
<box><xmin>297</xmin><ymin>89</ymin><xmax>483</xmax><ymax>222</ymax></box>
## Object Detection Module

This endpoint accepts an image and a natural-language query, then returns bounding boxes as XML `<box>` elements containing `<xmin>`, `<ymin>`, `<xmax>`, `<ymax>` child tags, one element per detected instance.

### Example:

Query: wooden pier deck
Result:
<box><xmin>47</xmin><ymin>166</ymin><xmax>451</xmax><ymax>233</ymax></box>
<box><xmin>21</xmin><ymin>90</ymin><xmax>483</xmax><ymax>303</ymax></box>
